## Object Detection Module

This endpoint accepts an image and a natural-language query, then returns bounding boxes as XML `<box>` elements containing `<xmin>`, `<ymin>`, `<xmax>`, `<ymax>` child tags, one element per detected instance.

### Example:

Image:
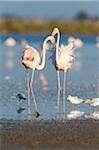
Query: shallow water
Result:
<box><xmin>0</xmin><ymin>34</ymin><xmax>99</xmax><ymax>120</ymax></box>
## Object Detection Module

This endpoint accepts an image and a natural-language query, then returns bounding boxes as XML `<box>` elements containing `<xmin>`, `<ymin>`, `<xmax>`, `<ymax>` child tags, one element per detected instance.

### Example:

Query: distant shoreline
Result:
<box><xmin>0</xmin><ymin>19</ymin><xmax>99</xmax><ymax>35</ymax></box>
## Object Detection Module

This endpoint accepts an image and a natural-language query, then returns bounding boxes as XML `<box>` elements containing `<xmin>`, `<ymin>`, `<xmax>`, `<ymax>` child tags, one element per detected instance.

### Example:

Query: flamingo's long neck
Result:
<box><xmin>36</xmin><ymin>37</ymin><xmax>49</xmax><ymax>70</ymax></box>
<box><xmin>56</xmin><ymin>30</ymin><xmax>60</xmax><ymax>65</ymax></box>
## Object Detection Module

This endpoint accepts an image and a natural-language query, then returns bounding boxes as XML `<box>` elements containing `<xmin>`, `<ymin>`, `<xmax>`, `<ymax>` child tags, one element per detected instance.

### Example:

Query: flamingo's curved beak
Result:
<box><xmin>50</xmin><ymin>37</ymin><xmax>56</xmax><ymax>49</ymax></box>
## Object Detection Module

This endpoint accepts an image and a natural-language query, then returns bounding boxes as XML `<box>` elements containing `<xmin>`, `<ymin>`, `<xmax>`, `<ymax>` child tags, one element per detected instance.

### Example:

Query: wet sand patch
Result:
<box><xmin>0</xmin><ymin>119</ymin><xmax>99</xmax><ymax>150</ymax></box>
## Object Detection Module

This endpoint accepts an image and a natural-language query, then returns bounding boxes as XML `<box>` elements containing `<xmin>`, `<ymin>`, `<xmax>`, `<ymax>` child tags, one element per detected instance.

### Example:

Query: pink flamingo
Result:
<box><xmin>51</xmin><ymin>27</ymin><xmax>77</xmax><ymax>116</ymax></box>
<box><xmin>21</xmin><ymin>35</ymin><xmax>55</xmax><ymax>118</ymax></box>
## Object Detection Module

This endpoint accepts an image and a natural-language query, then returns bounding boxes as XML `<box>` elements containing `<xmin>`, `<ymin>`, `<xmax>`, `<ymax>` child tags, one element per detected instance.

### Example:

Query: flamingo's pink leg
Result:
<box><xmin>27</xmin><ymin>85</ymin><xmax>31</xmax><ymax>118</ymax></box>
<box><xmin>63</xmin><ymin>70</ymin><xmax>66</xmax><ymax>119</ymax></box>
<box><xmin>57</xmin><ymin>71</ymin><xmax>61</xmax><ymax>114</ymax></box>
<box><xmin>30</xmin><ymin>70</ymin><xmax>40</xmax><ymax>118</ymax></box>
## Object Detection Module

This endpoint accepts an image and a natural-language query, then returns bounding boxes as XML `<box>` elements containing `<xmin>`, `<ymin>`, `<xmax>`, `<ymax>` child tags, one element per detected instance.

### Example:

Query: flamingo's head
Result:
<box><xmin>42</xmin><ymin>36</ymin><xmax>55</xmax><ymax>51</ymax></box>
<box><xmin>51</xmin><ymin>27</ymin><xmax>59</xmax><ymax>36</ymax></box>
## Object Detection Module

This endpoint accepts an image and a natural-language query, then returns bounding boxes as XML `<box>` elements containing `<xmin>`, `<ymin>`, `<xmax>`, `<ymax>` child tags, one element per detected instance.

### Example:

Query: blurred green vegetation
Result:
<box><xmin>0</xmin><ymin>18</ymin><xmax>99</xmax><ymax>34</ymax></box>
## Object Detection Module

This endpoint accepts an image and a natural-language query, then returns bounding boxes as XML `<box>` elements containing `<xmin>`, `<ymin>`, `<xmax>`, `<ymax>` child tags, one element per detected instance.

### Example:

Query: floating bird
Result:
<box><xmin>85</xmin><ymin>98</ymin><xmax>99</xmax><ymax>107</ymax></box>
<box><xmin>21</xmin><ymin>35</ymin><xmax>55</xmax><ymax>118</ymax></box>
<box><xmin>67</xmin><ymin>110</ymin><xmax>84</xmax><ymax>120</ymax></box>
<box><xmin>84</xmin><ymin>111</ymin><xmax>99</xmax><ymax>120</ymax></box>
<box><xmin>51</xmin><ymin>27</ymin><xmax>77</xmax><ymax>115</ymax></box>
<box><xmin>67</xmin><ymin>95</ymin><xmax>85</xmax><ymax>105</ymax></box>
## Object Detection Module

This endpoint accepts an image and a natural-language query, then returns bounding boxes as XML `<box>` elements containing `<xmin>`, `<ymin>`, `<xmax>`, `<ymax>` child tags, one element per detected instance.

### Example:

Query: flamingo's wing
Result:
<box><xmin>48</xmin><ymin>43</ymin><xmax>73</xmax><ymax>66</ymax></box>
<box><xmin>24</xmin><ymin>46</ymin><xmax>40</xmax><ymax>61</ymax></box>
<box><xmin>58</xmin><ymin>43</ymin><xmax>75</xmax><ymax>70</ymax></box>
<box><xmin>59</xmin><ymin>43</ymin><xmax>74</xmax><ymax>53</ymax></box>
<box><xmin>22</xmin><ymin>45</ymin><xmax>41</xmax><ymax>69</ymax></box>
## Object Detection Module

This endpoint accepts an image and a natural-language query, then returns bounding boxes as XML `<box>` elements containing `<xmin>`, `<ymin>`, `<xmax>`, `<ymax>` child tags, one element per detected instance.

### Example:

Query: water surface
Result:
<box><xmin>0</xmin><ymin>34</ymin><xmax>99</xmax><ymax>120</ymax></box>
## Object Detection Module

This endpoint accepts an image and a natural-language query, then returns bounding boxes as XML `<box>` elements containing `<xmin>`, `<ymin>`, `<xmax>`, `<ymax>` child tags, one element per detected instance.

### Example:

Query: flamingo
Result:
<box><xmin>67</xmin><ymin>36</ymin><xmax>83</xmax><ymax>48</ymax></box>
<box><xmin>51</xmin><ymin>27</ymin><xmax>77</xmax><ymax>116</ymax></box>
<box><xmin>21</xmin><ymin>35</ymin><xmax>55</xmax><ymax>118</ymax></box>
<box><xmin>4</xmin><ymin>37</ymin><xmax>16</xmax><ymax>57</ymax></box>
<box><xmin>4</xmin><ymin>37</ymin><xmax>16</xmax><ymax>47</ymax></box>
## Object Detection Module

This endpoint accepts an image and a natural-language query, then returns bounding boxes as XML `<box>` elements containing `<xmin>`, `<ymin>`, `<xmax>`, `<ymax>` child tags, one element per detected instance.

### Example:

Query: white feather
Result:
<box><xmin>57</xmin><ymin>43</ymin><xmax>75</xmax><ymax>70</ymax></box>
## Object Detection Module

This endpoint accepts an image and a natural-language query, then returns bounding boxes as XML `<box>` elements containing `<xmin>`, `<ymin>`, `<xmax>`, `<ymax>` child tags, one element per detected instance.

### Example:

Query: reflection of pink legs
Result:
<box><xmin>22</xmin><ymin>109</ymin><xmax>25</xmax><ymax>120</ymax></box>
<box><xmin>39</xmin><ymin>71</ymin><xmax>48</xmax><ymax>90</ymax></box>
